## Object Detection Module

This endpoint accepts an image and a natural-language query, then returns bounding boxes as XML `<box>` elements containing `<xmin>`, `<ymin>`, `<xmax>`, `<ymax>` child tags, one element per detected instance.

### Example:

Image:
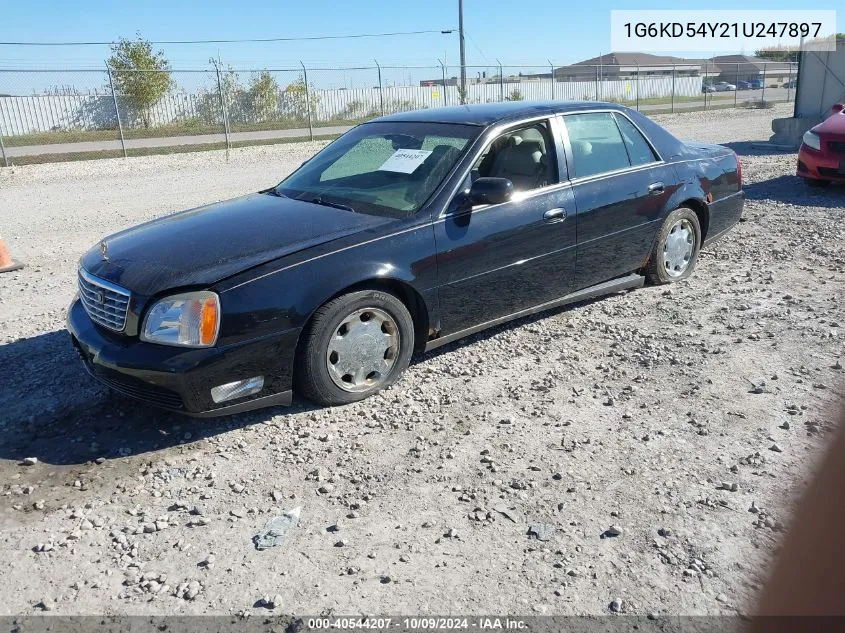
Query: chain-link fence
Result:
<box><xmin>0</xmin><ymin>59</ymin><xmax>799</xmax><ymax>165</ymax></box>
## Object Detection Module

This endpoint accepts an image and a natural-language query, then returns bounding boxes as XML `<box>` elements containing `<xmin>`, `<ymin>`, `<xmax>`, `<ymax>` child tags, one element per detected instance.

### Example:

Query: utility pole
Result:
<box><xmin>458</xmin><ymin>0</ymin><xmax>467</xmax><ymax>102</ymax></box>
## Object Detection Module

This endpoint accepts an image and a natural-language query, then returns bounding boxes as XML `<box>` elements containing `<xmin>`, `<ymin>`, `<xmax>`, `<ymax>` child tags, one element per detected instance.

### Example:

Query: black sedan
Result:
<box><xmin>68</xmin><ymin>101</ymin><xmax>743</xmax><ymax>416</ymax></box>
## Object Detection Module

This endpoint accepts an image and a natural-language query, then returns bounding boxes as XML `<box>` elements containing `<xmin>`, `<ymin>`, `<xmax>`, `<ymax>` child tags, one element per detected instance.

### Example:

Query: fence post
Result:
<box><xmin>440</xmin><ymin>61</ymin><xmax>448</xmax><ymax>106</ymax></box>
<box><xmin>636</xmin><ymin>63</ymin><xmax>640</xmax><ymax>110</ymax></box>
<box><xmin>498</xmin><ymin>60</ymin><xmax>504</xmax><ymax>102</ymax></box>
<box><xmin>299</xmin><ymin>61</ymin><xmax>314</xmax><ymax>141</ymax></box>
<box><xmin>106</xmin><ymin>65</ymin><xmax>127</xmax><ymax>159</ymax></box>
<box><xmin>761</xmin><ymin>63</ymin><xmax>766</xmax><ymax>105</ymax></box>
<box><xmin>548</xmin><ymin>59</ymin><xmax>555</xmax><ymax>100</ymax></box>
<box><xmin>0</xmin><ymin>124</ymin><xmax>7</xmax><ymax>168</ymax></box>
<box><xmin>794</xmin><ymin>37</ymin><xmax>805</xmax><ymax>117</ymax></box>
<box><xmin>787</xmin><ymin>60</ymin><xmax>794</xmax><ymax>102</ymax></box>
<box><xmin>374</xmin><ymin>59</ymin><xmax>385</xmax><ymax>116</ymax></box>
<box><xmin>595</xmin><ymin>66</ymin><xmax>599</xmax><ymax>101</ymax></box>
<box><xmin>734</xmin><ymin>63</ymin><xmax>739</xmax><ymax>108</ymax></box>
<box><xmin>670</xmin><ymin>64</ymin><xmax>675</xmax><ymax>113</ymax></box>
<box><xmin>215</xmin><ymin>65</ymin><xmax>231</xmax><ymax>158</ymax></box>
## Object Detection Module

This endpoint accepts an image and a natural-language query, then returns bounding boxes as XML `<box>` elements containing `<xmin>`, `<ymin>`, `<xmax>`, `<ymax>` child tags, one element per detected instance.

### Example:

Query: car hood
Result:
<box><xmin>80</xmin><ymin>192</ymin><xmax>393</xmax><ymax>296</ymax></box>
<box><xmin>814</xmin><ymin>112</ymin><xmax>845</xmax><ymax>136</ymax></box>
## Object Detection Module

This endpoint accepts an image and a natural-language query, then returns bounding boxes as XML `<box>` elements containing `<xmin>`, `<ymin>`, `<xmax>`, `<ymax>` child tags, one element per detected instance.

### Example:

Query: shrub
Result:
<box><xmin>744</xmin><ymin>100</ymin><xmax>774</xmax><ymax>109</ymax></box>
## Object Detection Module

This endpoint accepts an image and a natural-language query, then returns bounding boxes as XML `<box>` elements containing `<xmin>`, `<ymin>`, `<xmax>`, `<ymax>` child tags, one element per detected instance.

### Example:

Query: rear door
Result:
<box><xmin>560</xmin><ymin>111</ymin><xmax>675</xmax><ymax>290</ymax></box>
<box><xmin>433</xmin><ymin>118</ymin><xmax>577</xmax><ymax>334</ymax></box>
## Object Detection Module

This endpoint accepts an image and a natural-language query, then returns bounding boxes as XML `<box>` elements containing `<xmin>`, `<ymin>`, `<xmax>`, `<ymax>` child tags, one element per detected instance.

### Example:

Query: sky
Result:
<box><xmin>1</xmin><ymin>0</ymin><xmax>842</xmax><ymax>90</ymax></box>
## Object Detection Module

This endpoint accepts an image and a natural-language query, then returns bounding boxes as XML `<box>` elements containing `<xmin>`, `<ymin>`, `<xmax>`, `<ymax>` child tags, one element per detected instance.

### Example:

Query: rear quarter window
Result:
<box><xmin>614</xmin><ymin>114</ymin><xmax>658</xmax><ymax>166</ymax></box>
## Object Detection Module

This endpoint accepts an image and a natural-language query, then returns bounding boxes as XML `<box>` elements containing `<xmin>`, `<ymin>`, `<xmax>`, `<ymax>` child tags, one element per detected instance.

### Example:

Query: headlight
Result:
<box><xmin>141</xmin><ymin>291</ymin><xmax>220</xmax><ymax>347</ymax></box>
<box><xmin>802</xmin><ymin>130</ymin><xmax>821</xmax><ymax>151</ymax></box>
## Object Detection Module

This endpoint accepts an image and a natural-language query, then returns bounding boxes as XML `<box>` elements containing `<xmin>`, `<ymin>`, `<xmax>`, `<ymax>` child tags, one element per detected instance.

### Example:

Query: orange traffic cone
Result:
<box><xmin>0</xmin><ymin>236</ymin><xmax>23</xmax><ymax>273</ymax></box>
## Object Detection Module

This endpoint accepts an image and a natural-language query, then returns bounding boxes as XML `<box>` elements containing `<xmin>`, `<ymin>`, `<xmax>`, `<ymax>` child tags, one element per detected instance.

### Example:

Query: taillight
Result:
<box><xmin>734</xmin><ymin>152</ymin><xmax>742</xmax><ymax>191</ymax></box>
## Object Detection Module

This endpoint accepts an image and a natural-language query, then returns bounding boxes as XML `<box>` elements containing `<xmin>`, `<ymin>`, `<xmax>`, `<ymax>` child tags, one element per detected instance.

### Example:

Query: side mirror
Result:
<box><xmin>468</xmin><ymin>177</ymin><xmax>514</xmax><ymax>206</ymax></box>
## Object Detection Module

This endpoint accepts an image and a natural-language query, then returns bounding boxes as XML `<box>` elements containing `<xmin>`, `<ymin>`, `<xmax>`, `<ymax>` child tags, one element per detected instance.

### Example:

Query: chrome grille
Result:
<box><xmin>78</xmin><ymin>268</ymin><xmax>130</xmax><ymax>332</ymax></box>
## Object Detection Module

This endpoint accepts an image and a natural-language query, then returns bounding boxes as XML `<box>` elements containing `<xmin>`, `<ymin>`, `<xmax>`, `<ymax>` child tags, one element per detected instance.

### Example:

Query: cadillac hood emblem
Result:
<box><xmin>100</xmin><ymin>240</ymin><xmax>109</xmax><ymax>262</ymax></box>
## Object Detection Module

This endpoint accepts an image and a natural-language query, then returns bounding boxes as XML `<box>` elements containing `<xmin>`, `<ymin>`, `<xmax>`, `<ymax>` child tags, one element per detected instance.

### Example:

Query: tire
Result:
<box><xmin>804</xmin><ymin>178</ymin><xmax>831</xmax><ymax>188</ymax></box>
<box><xmin>296</xmin><ymin>289</ymin><xmax>415</xmax><ymax>406</ymax></box>
<box><xmin>644</xmin><ymin>207</ymin><xmax>702</xmax><ymax>285</ymax></box>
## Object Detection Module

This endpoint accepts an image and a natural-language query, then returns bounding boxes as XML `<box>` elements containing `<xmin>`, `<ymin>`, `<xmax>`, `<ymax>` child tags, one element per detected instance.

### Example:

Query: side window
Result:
<box><xmin>472</xmin><ymin>122</ymin><xmax>557</xmax><ymax>192</ymax></box>
<box><xmin>563</xmin><ymin>113</ymin><xmax>630</xmax><ymax>178</ymax></box>
<box><xmin>614</xmin><ymin>114</ymin><xmax>658</xmax><ymax>166</ymax></box>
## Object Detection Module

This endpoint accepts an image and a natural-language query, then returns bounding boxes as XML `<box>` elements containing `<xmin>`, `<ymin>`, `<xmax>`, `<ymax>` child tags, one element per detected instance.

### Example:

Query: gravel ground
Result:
<box><xmin>0</xmin><ymin>102</ymin><xmax>843</xmax><ymax>617</ymax></box>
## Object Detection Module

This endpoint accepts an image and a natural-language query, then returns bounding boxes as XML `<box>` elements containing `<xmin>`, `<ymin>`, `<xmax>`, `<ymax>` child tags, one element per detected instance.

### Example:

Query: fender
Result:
<box><xmin>664</xmin><ymin>179</ymin><xmax>709</xmax><ymax>221</ymax></box>
<box><xmin>635</xmin><ymin>168</ymin><xmax>710</xmax><ymax>269</ymax></box>
<box><xmin>213</xmin><ymin>217</ymin><xmax>439</xmax><ymax>346</ymax></box>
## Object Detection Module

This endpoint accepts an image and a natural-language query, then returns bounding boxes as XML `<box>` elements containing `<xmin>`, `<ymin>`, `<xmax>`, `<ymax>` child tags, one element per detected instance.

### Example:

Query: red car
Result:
<box><xmin>798</xmin><ymin>103</ymin><xmax>845</xmax><ymax>186</ymax></box>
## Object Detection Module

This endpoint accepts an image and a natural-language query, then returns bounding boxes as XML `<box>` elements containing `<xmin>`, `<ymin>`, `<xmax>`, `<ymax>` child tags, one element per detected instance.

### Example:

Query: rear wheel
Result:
<box><xmin>296</xmin><ymin>290</ymin><xmax>415</xmax><ymax>406</ymax></box>
<box><xmin>644</xmin><ymin>207</ymin><xmax>702</xmax><ymax>285</ymax></box>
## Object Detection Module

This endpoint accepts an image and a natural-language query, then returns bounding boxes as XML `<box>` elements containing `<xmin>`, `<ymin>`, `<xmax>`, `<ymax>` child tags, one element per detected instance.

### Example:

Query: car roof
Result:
<box><xmin>370</xmin><ymin>100</ymin><xmax>626</xmax><ymax>127</ymax></box>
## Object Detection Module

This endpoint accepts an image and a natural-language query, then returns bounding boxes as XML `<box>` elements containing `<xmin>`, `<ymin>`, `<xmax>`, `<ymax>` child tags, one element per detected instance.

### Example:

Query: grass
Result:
<box><xmin>5</xmin><ymin>133</ymin><xmax>341</xmax><ymax>166</ymax></box>
<box><xmin>3</xmin><ymin>117</ymin><xmax>368</xmax><ymax>147</ymax></box>
<box><xmin>625</xmin><ymin>94</ymin><xmax>731</xmax><ymax>106</ymax></box>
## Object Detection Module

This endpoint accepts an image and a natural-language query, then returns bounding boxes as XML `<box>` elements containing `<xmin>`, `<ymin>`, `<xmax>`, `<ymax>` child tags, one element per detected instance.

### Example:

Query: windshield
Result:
<box><xmin>276</xmin><ymin>121</ymin><xmax>481</xmax><ymax>218</ymax></box>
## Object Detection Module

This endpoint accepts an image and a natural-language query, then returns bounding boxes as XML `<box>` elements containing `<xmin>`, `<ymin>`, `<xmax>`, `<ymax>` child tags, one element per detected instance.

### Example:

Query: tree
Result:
<box><xmin>217</xmin><ymin>66</ymin><xmax>247</xmax><ymax>123</ymax></box>
<box><xmin>107</xmin><ymin>35</ymin><xmax>174</xmax><ymax>128</ymax></box>
<box><xmin>754</xmin><ymin>46</ymin><xmax>799</xmax><ymax>63</ymax></box>
<box><xmin>756</xmin><ymin>34</ymin><xmax>845</xmax><ymax>62</ymax></box>
<box><xmin>280</xmin><ymin>75</ymin><xmax>318</xmax><ymax>121</ymax></box>
<box><xmin>248</xmin><ymin>71</ymin><xmax>280</xmax><ymax>122</ymax></box>
<box><xmin>457</xmin><ymin>85</ymin><xmax>468</xmax><ymax>104</ymax></box>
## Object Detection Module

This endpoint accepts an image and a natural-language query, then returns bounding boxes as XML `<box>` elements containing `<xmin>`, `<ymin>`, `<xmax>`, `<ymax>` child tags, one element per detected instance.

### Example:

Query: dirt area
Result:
<box><xmin>0</xmin><ymin>103</ymin><xmax>842</xmax><ymax>617</ymax></box>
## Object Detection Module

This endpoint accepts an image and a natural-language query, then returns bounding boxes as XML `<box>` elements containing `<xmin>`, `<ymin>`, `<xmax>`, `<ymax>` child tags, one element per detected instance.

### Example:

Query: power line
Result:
<box><xmin>466</xmin><ymin>33</ymin><xmax>490</xmax><ymax>64</ymax></box>
<box><xmin>0</xmin><ymin>29</ymin><xmax>456</xmax><ymax>46</ymax></box>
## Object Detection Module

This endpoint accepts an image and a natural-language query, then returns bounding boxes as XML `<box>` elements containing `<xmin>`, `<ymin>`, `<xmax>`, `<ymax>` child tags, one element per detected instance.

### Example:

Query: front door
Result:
<box><xmin>433</xmin><ymin>120</ymin><xmax>578</xmax><ymax>335</ymax></box>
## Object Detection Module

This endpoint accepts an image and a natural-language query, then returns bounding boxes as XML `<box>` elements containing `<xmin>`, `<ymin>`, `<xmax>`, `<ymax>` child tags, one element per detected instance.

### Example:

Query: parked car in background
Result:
<box><xmin>797</xmin><ymin>103</ymin><xmax>845</xmax><ymax>186</ymax></box>
<box><xmin>68</xmin><ymin>101</ymin><xmax>744</xmax><ymax>416</ymax></box>
<box><xmin>749</xmin><ymin>79</ymin><xmax>764</xmax><ymax>89</ymax></box>
<box><xmin>736</xmin><ymin>81</ymin><xmax>752</xmax><ymax>90</ymax></box>
<box><xmin>714</xmin><ymin>82</ymin><xmax>737</xmax><ymax>92</ymax></box>
<box><xmin>783</xmin><ymin>80</ymin><xmax>797</xmax><ymax>89</ymax></box>
<box><xmin>702</xmin><ymin>84</ymin><xmax>716</xmax><ymax>93</ymax></box>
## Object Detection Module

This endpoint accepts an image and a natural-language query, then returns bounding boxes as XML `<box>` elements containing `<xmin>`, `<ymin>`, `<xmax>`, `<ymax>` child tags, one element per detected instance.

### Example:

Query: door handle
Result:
<box><xmin>648</xmin><ymin>182</ymin><xmax>665</xmax><ymax>195</ymax></box>
<box><xmin>543</xmin><ymin>208</ymin><xmax>566</xmax><ymax>223</ymax></box>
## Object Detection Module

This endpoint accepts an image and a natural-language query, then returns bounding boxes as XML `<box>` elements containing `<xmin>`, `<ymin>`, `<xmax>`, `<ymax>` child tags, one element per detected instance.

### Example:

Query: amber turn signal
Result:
<box><xmin>200</xmin><ymin>297</ymin><xmax>218</xmax><ymax>346</ymax></box>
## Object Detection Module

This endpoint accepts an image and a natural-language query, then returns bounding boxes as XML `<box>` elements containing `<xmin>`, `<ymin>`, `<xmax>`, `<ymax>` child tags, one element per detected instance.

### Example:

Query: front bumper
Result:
<box><xmin>798</xmin><ymin>146</ymin><xmax>845</xmax><ymax>182</ymax></box>
<box><xmin>67</xmin><ymin>299</ymin><xmax>298</xmax><ymax>417</ymax></box>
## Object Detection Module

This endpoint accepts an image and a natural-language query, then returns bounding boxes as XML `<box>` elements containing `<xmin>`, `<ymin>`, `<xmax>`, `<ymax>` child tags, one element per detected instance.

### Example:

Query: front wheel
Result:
<box><xmin>296</xmin><ymin>290</ymin><xmax>415</xmax><ymax>406</ymax></box>
<box><xmin>644</xmin><ymin>207</ymin><xmax>702</xmax><ymax>285</ymax></box>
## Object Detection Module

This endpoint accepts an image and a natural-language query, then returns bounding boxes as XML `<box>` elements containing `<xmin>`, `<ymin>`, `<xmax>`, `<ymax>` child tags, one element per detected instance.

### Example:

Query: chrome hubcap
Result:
<box><xmin>326</xmin><ymin>307</ymin><xmax>400</xmax><ymax>393</ymax></box>
<box><xmin>663</xmin><ymin>219</ymin><xmax>695</xmax><ymax>278</ymax></box>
